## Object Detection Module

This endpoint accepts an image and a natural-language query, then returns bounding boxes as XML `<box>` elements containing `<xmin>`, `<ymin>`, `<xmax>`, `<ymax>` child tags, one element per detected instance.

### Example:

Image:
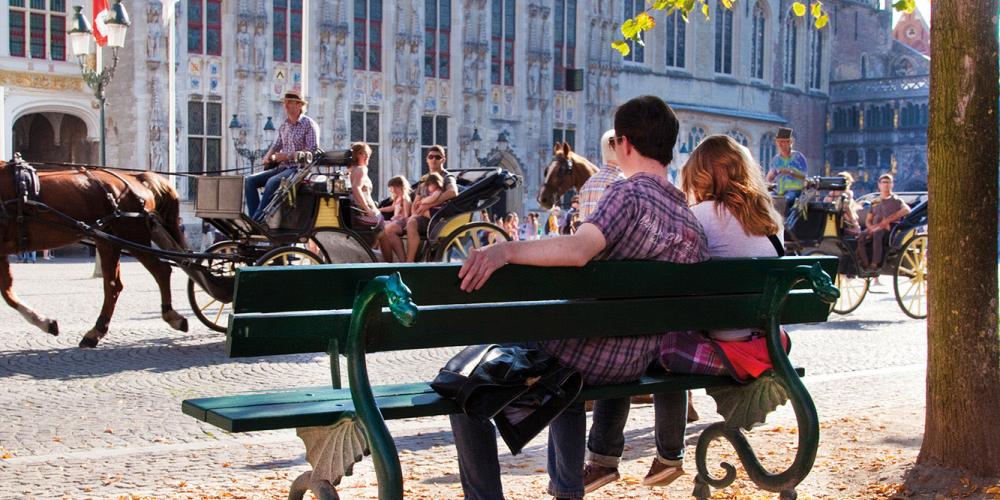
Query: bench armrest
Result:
<box><xmin>693</xmin><ymin>263</ymin><xmax>837</xmax><ymax>496</ymax></box>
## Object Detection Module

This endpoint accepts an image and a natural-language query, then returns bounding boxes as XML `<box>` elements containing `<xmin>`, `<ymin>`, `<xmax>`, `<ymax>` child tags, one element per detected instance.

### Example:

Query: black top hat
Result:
<box><xmin>776</xmin><ymin>127</ymin><xmax>793</xmax><ymax>139</ymax></box>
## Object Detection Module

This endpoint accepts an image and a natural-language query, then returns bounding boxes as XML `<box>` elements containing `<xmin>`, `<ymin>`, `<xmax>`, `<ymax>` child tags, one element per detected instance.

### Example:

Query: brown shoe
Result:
<box><xmin>583</xmin><ymin>463</ymin><xmax>620</xmax><ymax>494</ymax></box>
<box><xmin>631</xmin><ymin>394</ymin><xmax>654</xmax><ymax>404</ymax></box>
<box><xmin>687</xmin><ymin>393</ymin><xmax>700</xmax><ymax>423</ymax></box>
<box><xmin>642</xmin><ymin>460</ymin><xmax>685</xmax><ymax>487</ymax></box>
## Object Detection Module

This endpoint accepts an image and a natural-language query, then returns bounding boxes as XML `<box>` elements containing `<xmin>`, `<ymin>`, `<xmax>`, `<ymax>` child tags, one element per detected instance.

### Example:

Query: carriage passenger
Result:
<box><xmin>380</xmin><ymin>145</ymin><xmax>458</xmax><ymax>263</ymax></box>
<box><xmin>857</xmin><ymin>173</ymin><xmax>911</xmax><ymax>271</ymax></box>
<box><xmin>823</xmin><ymin>171</ymin><xmax>861</xmax><ymax>236</ymax></box>
<box><xmin>381</xmin><ymin>176</ymin><xmax>412</xmax><ymax>223</ymax></box>
<box><xmin>348</xmin><ymin>142</ymin><xmax>385</xmax><ymax>235</ymax></box>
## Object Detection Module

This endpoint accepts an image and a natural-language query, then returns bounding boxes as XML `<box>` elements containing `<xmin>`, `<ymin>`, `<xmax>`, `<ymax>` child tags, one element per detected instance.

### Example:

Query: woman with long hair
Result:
<box><xmin>348</xmin><ymin>142</ymin><xmax>384</xmax><ymax>235</ymax></box>
<box><xmin>583</xmin><ymin>135</ymin><xmax>788</xmax><ymax>494</ymax></box>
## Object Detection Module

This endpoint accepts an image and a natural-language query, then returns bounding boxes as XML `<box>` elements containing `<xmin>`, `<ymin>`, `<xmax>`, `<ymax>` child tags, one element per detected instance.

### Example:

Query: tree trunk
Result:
<box><xmin>920</xmin><ymin>0</ymin><xmax>1000</xmax><ymax>476</ymax></box>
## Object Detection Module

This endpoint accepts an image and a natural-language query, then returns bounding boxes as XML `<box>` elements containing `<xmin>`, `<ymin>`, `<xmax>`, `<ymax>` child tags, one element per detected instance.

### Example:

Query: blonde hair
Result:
<box><xmin>387</xmin><ymin>175</ymin><xmax>411</xmax><ymax>201</ymax></box>
<box><xmin>681</xmin><ymin>135</ymin><xmax>782</xmax><ymax>237</ymax></box>
<box><xmin>350</xmin><ymin>142</ymin><xmax>372</xmax><ymax>165</ymax></box>
<box><xmin>835</xmin><ymin>171</ymin><xmax>855</xmax><ymax>188</ymax></box>
<box><xmin>600</xmin><ymin>129</ymin><xmax>618</xmax><ymax>166</ymax></box>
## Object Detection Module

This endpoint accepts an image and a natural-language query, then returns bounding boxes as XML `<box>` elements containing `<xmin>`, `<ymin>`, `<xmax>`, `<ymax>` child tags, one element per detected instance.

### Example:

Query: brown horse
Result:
<box><xmin>0</xmin><ymin>160</ymin><xmax>189</xmax><ymax>348</ymax></box>
<box><xmin>538</xmin><ymin>142</ymin><xmax>598</xmax><ymax>209</ymax></box>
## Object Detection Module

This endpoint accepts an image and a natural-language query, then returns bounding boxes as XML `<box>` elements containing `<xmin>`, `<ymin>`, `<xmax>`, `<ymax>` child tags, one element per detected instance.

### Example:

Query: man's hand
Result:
<box><xmin>458</xmin><ymin>243</ymin><xmax>509</xmax><ymax>292</ymax></box>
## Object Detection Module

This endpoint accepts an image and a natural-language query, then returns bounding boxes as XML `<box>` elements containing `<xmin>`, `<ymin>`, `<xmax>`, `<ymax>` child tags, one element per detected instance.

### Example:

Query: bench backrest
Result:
<box><xmin>227</xmin><ymin>256</ymin><xmax>837</xmax><ymax>358</ymax></box>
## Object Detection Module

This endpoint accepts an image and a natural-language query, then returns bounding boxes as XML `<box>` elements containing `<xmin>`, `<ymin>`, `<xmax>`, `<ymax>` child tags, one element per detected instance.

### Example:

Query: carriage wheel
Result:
<box><xmin>894</xmin><ymin>234</ymin><xmax>928</xmax><ymax>319</ymax></box>
<box><xmin>254</xmin><ymin>245</ymin><xmax>326</xmax><ymax>266</ymax></box>
<box><xmin>187</xmin><ymin>241</ymin><xmax>243</xmax><ymax>333</ymax></box>
<box><xmin>437</xmin><ymin>223</ymin><xmax>511</xmax><ymax>262</ymax></box>
<box><xmin>805</xmin><ymin>249</ymin><xmax>869</xmax><ymax>315</ymax></box>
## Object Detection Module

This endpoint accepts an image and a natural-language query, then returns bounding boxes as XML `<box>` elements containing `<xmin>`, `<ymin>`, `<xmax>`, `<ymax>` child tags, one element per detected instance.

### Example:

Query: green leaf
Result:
<box><xmin>621</xmin><ymin>18</ymin><xmax>640</xmax><ymax>39</ymax></box>
<box><xmin>792</xmin><ymin>1</ymin><xmax>806</xmax><ymax>16</ymax></box>
<box><xmin>612</xmin><ymin>40</ymin><xmax>631</xmax><ymax>57</ymax></box>
<box><xmin>892</xmin><ymin>0</ymin><xmax>915</xmax><ymax>13</ymax></box>
<box><xmin>815</xmin><ymin>12</ymin><xmax>829</xmax><ymax>29</ymax></box>
<box><xmin>811</xmin><ymin>1</ymin><xmax>822</xmax><ymax>18</ymax></box>
<box><xmin>653</xmin><ymin>0</ymin><xmax>672</xmax><ymax>10</ymax></box>
<box><xmin>684</xmin><ymin>0</ymin><xmax>697</xmax><ymax>13</ymax></box>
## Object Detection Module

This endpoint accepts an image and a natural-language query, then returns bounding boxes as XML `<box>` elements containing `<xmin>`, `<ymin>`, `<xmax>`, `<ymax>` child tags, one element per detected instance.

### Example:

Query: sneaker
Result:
<box><xmin>642</xmin><ymin>460</ymin><xmax>685</xmax><ymax>487</ymax></box>
<box><xmin>582</xmin><ymin>463</ymin><xmax>620</xmax><ymax>494</ymax></box>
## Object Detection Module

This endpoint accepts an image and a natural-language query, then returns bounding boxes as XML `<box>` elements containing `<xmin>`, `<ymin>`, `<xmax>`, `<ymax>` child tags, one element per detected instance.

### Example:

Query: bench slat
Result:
<box><xmin>188</xmin><ymin>370</ymin><xmax>803</xmax><ymax>433</ymax></box>
<box><xmin>233</xmin><ymin>257</ymin><xmax>838</xmax><ymax>314</ymax></box>
<box><xmin>227</xmin><ymin>291</ymin><xmax>828</xmax><ymax>358</ymax></box>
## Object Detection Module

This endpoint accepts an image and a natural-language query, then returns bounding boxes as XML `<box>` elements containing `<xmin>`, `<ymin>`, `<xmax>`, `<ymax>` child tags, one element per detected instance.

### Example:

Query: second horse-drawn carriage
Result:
<box><xmin>187</xmin><ymin>149</ymin><xmax>520</xmax><ymax>331</ymax></box>
<box><xmin>778</xmin><ymin>176</ymin><xmax>928</xmax><ymax>319</ymax></box>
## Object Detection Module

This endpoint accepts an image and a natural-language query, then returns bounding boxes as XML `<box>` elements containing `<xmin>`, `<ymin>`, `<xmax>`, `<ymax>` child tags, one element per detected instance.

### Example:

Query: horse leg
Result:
<box><xmin>80</xmin><ymin>244</ymin><xmax>123</xmax><ymax>348</ymax></box>
<box><xmin>132</xmin><ymin>252</ymin><xmax>188</xmax><ymax>333</ymax></box>
<box><xmin>0</xmin><ymin>256</ymin><xmax>59</xmax><ymax>335</ymax></box>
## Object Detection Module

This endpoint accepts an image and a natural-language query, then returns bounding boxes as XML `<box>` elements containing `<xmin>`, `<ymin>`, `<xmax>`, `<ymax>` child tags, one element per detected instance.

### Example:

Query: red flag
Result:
<box><xmin>92</xmin><ymin>0</ymin><xmax>111</xmax><ymax>47</ymax></box>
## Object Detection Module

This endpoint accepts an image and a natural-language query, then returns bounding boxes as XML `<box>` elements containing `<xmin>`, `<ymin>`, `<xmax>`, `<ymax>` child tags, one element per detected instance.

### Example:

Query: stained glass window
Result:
<box><xmin>553</xmin><ymin>0</ymin><xmax>576</xmax><ymax>89</ymax></box>
<box><xmin>425</xmin><ymin>0</ymin><xmax>451</xmax><ymax>79</ymax></box>
<box><xmin>665</xmin><ymin>10</ymin><xmax>685</xmax><ymax>68</ymax></box>
<box><xmin>750</xmin><ymin>2</ymin><xmax>766</xmax><ymax>79</ymax></box>
<box><xmin>421</xmin><ymin>115</ymin><xmax>449</xmax><ymax>174</ymax></box>
<box><xmin>714</xmin><ymin>1</ymin><xmax>733</xmax><ymax>74</ymax></box>
<box><xmin>355</xmin><ymin>0</ymin><xmax>382</xmax><ymax>71</ymax></box>
<box><xmin>784</xmin><ymin>12</ymin><xmax>798</xmax><ymax>85</ymax></box>
<box><xmin>491</xmin><ymin>0</ymin><xmax>515</xmax><ymax>85</ymax></box>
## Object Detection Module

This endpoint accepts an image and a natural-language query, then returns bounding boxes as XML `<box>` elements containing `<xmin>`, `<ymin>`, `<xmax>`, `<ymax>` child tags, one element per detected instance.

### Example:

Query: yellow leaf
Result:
<box><xmin>701</xmin><ymin>2</ymin><xmax>710</xmax><ymax>18</ymax></box>
<box><xmin>722</xmin><ymin>0</ymin><xmax>733</xmax><ymax>9</ymax></box>
<box><xmin>815</xmin><ymin>13</ymin><xmax>829</xmax><ymax>28</ymax></box>
<box><xmin>612</xmin><ymin>40</ymin><xmax>631</xmax><ymax>57</ymax></box>
<box><xmin>621</xmin><ymin>18</ymin><xmax>639</xmax><ymax>39</ymax></box>
<box><xmin>653</xmin><ymin>0</ymin><xmax>672</xmax><ymax>9</ymax></box>
<box><xmin>811</xmin><ymin>1</ymin><xmax>822</xmax><ymax>18</ymax></box>
<box><xmin>636</xmin><ymin>12</ymin><xmax>657</xmax><ymax>31</ymax></box>
<box><xmin>792</xmin><ymin>2</ymin><xmax>806</xmax><ymax>16</ymax></box>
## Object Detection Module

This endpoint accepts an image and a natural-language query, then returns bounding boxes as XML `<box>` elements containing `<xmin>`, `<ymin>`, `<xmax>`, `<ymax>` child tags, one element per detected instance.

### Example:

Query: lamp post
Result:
<box><xmin>229</xmin><ymin>115</ymin><xmax>276</xmax><ymax>173</ymax></box>
<box><xmin>470</xmin><ymin>127</ymin><xmax>483</xmax><ymax>164</ymax></box>
<box><xmin>68</xmin><ymin>2</ymin><xmax>129</xmax><ymax>166</ymax></box>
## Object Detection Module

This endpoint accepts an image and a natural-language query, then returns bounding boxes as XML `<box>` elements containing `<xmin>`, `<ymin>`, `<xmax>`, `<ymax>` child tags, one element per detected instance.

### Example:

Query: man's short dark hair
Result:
<box><xmin>428</xmin><ymin>145</ymin><xmax>446</xmax><ymax>157</ymax></box>
<box><xmin>613</xmin><ymin>95</ymin><xmax>679</xmax><ymax>166</ymax></box>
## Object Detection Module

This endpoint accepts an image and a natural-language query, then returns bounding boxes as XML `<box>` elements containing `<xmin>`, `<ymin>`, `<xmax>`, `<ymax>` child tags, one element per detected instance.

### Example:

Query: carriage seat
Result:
<box><xmin>429</xmin><ymin>170</ymin><xmax>516</xmax><ymax>224</ymax></box>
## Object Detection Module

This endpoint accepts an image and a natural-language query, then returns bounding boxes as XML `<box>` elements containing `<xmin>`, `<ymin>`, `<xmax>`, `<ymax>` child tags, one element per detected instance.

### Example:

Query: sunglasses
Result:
<box><xmin>427</xmin><ymin>154</ymin><xmax>443</xmax><ymax>160</ymax></box>
<box><xmin>608</xmin><ymin>135</ymin><xmax>625</xmax><ymax>149</ymax></box>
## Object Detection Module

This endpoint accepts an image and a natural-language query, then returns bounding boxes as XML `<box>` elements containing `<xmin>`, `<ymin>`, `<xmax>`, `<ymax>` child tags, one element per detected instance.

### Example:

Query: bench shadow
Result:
<box><xmin>796</xmin><ymin>319</ymin><xmax>898</xmax><ymax>332</ymax></box>
<box><xmin>0</xmin><ymin>335</ymin><xmax>325</xmax><ymax>381</ymax></box>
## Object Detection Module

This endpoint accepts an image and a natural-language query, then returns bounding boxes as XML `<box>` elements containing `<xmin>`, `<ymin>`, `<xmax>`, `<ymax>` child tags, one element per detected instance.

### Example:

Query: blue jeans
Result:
<box><xmin>586</xmin><ymin>391</ymin><xmax>687</xmax><ymax>468</ymax></box>
<box><xmin>245</xmin><ymin>167</ymin><xmax>295</xmax><ymax>220</ymax></box>
<box><xmin>450</xmin><ymin>401</ymin><xmax>586</xmax><ymax>499</ymax></box>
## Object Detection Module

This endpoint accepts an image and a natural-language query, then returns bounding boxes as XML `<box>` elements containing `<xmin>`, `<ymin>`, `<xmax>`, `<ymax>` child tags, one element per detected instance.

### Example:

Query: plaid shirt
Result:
<box><xmin>267</xmin><ymin>114</ymin><xmax>319</xmax><ymax>169</ymax></box>
<box><xmin>578</xmin><ymin>164</ymin><xmax>625</xmax><ymax>220</ymax></box>
<box><xmin>541</xmin><ymin>173</ymin><xmax>709</xmax><ymax>385</ymax></box>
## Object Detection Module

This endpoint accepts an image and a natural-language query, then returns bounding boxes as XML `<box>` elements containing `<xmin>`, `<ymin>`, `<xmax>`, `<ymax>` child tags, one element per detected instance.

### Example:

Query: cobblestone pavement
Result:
<box><xmin>0</xmin><ymin>260</ymin><xmax>927</xmax><ymax>498</ymax></box>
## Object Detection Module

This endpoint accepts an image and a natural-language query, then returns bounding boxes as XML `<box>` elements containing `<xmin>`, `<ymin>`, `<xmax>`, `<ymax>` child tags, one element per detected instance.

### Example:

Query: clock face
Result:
<box><xmin>906</xmin><ymin>26</ymin><xmax>917</xmax><ymax>39</ymax></box>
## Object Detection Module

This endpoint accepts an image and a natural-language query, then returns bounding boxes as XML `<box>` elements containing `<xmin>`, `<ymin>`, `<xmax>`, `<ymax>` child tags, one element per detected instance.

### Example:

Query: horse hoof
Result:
<box><xmin>78</xmin><ymin>336</ymin><xmax>98</xmax><ymax>348</ymax></box>
<box><xmin>48</xmin><ymin>321</ymin><xmax>59</xmax><ymax>336</ymax></box>
<box><xmin>178</xmin><ymin>318</ymin><xmax>189</xmax><ymax>332</ymax></box>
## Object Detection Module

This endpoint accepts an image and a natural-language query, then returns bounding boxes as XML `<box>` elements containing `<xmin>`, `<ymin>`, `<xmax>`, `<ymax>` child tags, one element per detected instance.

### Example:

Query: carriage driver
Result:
<box><xmin>244</xmin><ymin>91</ymin><xmax>319</xmax><ymax>221</ymax></box>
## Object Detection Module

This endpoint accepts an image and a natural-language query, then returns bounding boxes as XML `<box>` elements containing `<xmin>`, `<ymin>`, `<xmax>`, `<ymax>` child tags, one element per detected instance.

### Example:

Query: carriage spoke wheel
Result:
<box><xmin>894</xmin><ymin>234</ymin><xmax>928</xmax><ymax>319</ymax></box>
<box><xmin>438</xmin><ymin>223</ymin><xmax>512</xmax><ymax>262</ymax></box>
<box><xmin>254</xmin><ymin>245</ymin><xmax>325</xmax><ymax>267</ymax></box>
<box><xmin>805</xmin><ymin>249</ymin><xmax>868</xmax><ymax>315</ymax></box>
<box><xmin>187</xmin><ymin>241</ymin><xmax>243</xmax><ymax>333</ymax></box>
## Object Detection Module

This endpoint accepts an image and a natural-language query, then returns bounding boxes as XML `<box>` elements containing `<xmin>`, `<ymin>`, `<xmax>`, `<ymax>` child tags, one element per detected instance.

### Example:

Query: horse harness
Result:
<box><xmin>1</xmin><ymin>154</ymin><xmax>154</xmax><ymax>251</ymax></box>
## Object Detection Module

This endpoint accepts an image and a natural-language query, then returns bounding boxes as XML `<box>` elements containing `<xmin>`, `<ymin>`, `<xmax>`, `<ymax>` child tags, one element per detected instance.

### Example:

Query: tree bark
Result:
<box><xmin>920</xmin><ymin>0</ymin><xmax>1000</xmax><ymax>476</ymax></box>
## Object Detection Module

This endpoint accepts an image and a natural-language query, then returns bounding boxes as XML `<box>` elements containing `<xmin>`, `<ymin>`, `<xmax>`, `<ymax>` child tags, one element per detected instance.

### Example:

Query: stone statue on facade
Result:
<box><xmin>527</xmin><ymin>60</ymin><xmax>540</xmax><ymax>97</ymax></box>
<box><xmin>236</xmin><ymin>19</ymin><xmax>251</xmax><ymax>68</ymax></box>
<box><xmin>253</xmin><ymin>21</ymin><xmax>268</xmax><ymax>69</ymax></box>
<box><xmin>334</xmin><ymin>31</ymin><xmax>348</xmax><ymax>78</ymax></box>
<box><xmin>319</xmin><ymin>30</ymin><xmax>333</xmax><ymax>76</ymax></box>
<box><xmin>146</xmin><ymin>5</ymin><xmax>162</xmax><ymax>62</ymax></box>
<box><xmin>408</xmin><ymin>41</ymin><xmax>422</xmax><ymax>87</ymax></box>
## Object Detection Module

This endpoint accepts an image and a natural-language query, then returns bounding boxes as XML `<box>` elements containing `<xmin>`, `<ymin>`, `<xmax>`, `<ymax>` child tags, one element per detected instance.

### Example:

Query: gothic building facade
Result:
<box><xmin>2</xmin><ymin>0</ymin><xmax>913</xmax><ymax>217</ymax></box>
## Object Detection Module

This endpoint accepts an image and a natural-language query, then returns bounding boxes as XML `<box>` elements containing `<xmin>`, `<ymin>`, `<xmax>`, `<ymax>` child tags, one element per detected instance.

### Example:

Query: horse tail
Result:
<box><xmin>136</xmin><ymin>172</ymin><xmax>186</xmax><ymax>249</ymax></box>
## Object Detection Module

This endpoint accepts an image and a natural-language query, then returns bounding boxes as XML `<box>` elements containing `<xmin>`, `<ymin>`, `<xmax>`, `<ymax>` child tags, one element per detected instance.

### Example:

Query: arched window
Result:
<box><xmin>750</xmin><ymin>2</ymin><xmax>766</xmax><ymax>79</ymax></box>
<box><xmin>783</xmin><ymin>12</ymin><xmax>798</xmax><ymax>85</ymax></box>
<box><xmin>860</xmin><ymin>53</ymin><xmax>868</xmax><ymax>78</ymax></box>
<box><xmin>880</xmin><ymin>149</ymin><xmax>893</xmax><ymax>170</ymax></box>
<box><xmin>846</xmin><ymin>150</ymin><xmax>859</xmax><ymax>167</ymax></box>
<box><xmin>665</xmin><ymin>9</ymin><xmax>686</xmax><ymax>68</ymax></box>
<box><xmin>683</xmin><ymin>126</ymin><xmax>707</xmax><ymax>154</ymax></box>
<box><xmin>726</xmin><ymin>130</ymin><xmax>749</xmax><ymax>147</ymax></box>
<box><xmin>714</xmin><ymin>1</ymin><xmax>734</xmax><ymax>74</ymax></box>
<box><xmin>807</xmin><ymin>27</ymin><xmax>823</xmax><ymax>89</ymax></box>
<box><xmin>759</xmin><ymin>133</ymin><xmax>776</xmax><ymax>166</ymax></box>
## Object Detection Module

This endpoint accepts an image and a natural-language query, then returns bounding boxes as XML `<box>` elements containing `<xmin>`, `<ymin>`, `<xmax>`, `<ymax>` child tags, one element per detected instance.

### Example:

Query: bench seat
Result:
<box><xmin>184</xmin><ymin>369</ymin><xmax>806</xmax><ymax>433</ymax></box>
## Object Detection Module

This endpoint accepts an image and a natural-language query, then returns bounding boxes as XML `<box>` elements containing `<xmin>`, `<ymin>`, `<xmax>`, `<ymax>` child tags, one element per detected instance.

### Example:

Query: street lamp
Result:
<box><xmin>229</xmin><ymin>115</ymin><xmax>276</xmax><ymax>173</ymax></box>
<box><xmin>68</xmin><ymin>1</ymin><xmax>130</xmax><ymax>166</ymax></box>
<box><xmin>470</xmin><ymin>127</ymin><xmax>483</xmax><ymax>161</ymax></box>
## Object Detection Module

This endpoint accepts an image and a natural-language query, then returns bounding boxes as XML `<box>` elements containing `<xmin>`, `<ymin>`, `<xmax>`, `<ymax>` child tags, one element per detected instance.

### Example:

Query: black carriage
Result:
<box><xmin>777</xmin><ymin>177</ymin><xmax>928</xmax><ymax>319</ymax></box>
<box><xmin>187</xmin><ymin>151</ymin><xmax>519</xmax><ymax>332</ymax></box>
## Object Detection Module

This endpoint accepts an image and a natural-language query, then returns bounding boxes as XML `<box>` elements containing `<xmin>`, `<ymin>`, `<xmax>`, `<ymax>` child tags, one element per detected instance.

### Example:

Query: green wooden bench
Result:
<box><xmin>182</xmin><ymin>257</ymin><xmax>838</xmax><ymax>500</ymax></box>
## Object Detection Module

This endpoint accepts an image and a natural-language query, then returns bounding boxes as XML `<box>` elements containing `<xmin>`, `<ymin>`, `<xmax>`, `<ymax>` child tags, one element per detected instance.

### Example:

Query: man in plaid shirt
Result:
<box><xmin>452</xmin><ymin>95</ymin><xmax>709</xmax><ymax>500</ymax></box>
<box><xmin>244</xmin><ymin>91</ymin><xmax>319</xmax><ymax>221</ymax></box>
